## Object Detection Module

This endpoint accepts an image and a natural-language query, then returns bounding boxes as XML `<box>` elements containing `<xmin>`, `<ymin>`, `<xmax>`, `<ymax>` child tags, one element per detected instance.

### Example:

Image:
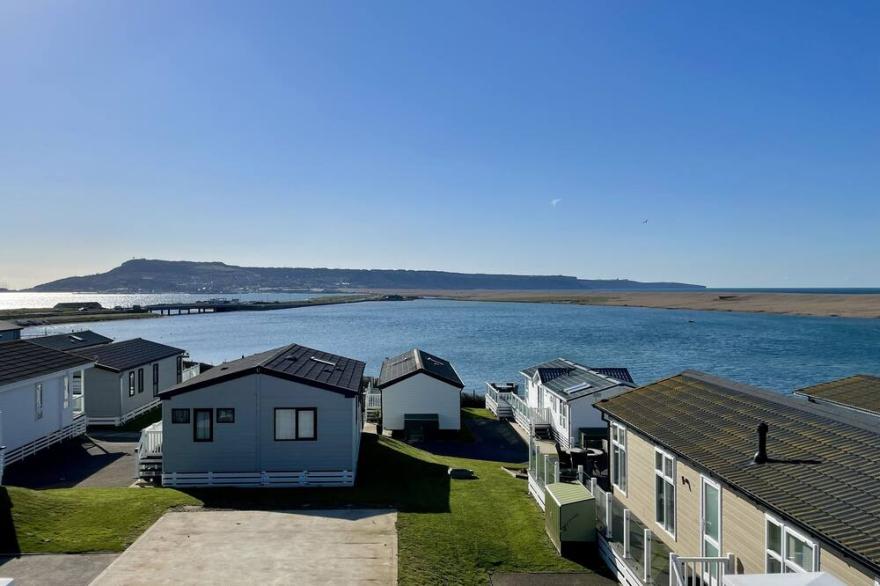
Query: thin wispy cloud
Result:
<box><xmin>550</xmin><ymin>198</ymin><xmax>562</xmax><ymax>208</ymax></box>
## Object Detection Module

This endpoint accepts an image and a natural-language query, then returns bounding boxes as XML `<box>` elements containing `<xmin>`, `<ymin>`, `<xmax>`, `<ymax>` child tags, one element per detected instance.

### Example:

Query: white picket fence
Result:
<box><xmin>2</xmin><ymin>414</ymin><xmax>87</xmax><ymax>466</ymax></box>
<box><xmin>162</xmin><ymin>469</ymin><xmax>355</xmax><ymax>488</ymax></box>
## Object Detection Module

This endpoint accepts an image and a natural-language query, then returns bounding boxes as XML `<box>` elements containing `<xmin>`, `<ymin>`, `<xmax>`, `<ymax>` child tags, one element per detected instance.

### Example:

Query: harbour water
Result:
<box><xmin>21</xmin><ymin>297</ymin><xmax>880</xmax><ymax>394</ymax></box>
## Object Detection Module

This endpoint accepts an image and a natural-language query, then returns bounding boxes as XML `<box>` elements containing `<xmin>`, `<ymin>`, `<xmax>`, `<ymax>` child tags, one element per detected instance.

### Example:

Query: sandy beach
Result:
<box><xmin>363</xmin><ymin>290</ymin><xmax>880</xmax><ymax>319</ymax></box>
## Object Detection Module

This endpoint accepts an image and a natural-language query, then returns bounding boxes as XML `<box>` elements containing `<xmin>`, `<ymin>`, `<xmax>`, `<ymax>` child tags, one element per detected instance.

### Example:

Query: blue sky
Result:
<box><xmin>1</xmin><ymin>1</ymin><xmax>878</xmax><ymax>288</ymax></box>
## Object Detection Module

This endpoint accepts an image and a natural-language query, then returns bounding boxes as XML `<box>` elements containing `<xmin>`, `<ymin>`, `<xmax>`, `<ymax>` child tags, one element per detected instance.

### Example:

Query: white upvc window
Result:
<box><xmin>765</xmin><ymin>514</ymin><xmax>818</xmax><ymax>573</ymax></box>
<box><xmin>559</xmin><ymin>402</ymin><xmax>567</xmax><ymax>428</ymax></box>
<box><xmin>610</xmin><ymin>421</ymin><xmax>627</xmax><ymax>494</ymax></box>
<box><xmin>63</xmin><ymin>375</ymin><xmax>70</xmax><ymax>409</ymax></box>
<box><xmin>655</xmin><ymin>446</ymin><xmax>676</xmax><ymax>537</ymax></box>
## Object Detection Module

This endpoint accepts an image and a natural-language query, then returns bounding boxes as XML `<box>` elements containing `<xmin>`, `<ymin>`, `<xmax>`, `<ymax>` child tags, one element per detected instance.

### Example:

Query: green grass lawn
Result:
<box><xmin>0</xmin><ymin>486</ymin><xmax>199</xmax><ymax>553</ymax></box>
<box><xmin>1</xmin><ymin>426</ymin><xmax>606</xmax><ymax>584</ymax></box>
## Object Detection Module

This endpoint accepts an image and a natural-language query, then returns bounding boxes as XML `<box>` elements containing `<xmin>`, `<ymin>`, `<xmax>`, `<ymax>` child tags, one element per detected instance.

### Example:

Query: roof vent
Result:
<box><xmin>753</xmin><ymin>422</ymin><xmax>769</xmax><ymax>464</ymax></box>
<box><xmin>310</xmin><ymin>357</ymin><xmax>337</xmax><ymax>367</ymax></box>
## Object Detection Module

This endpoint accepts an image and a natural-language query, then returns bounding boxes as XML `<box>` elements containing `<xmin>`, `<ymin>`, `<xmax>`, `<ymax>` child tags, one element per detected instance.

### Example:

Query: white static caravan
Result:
<box><xmin>143</xmin><ymin>343</ymin><xmax>366</xmax><ymax>488</ymax></box>
<box><xmin>520</xmin><ymin>358</ymin><xmax>635</xmax><ymax>452</ymax></box>
<box><xmin>0</xmin><ymin>340</ymin><xmax>94</xmax><ymax>480</ymax></box>
<box><xmin>376</xmin><ymin>349</ymin><xmax>464</xmax><ymax>436</ymax></box>
<box><xmin>73</xmin><ymin>338</ymin><xmax>187</xmax><ymax>426</ymax></box>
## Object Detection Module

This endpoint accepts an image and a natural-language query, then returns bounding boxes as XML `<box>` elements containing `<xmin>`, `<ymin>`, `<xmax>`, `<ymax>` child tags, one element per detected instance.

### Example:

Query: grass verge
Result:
<box><xmin>1</xmin><ymin>432</ymin><xmax>605</xmax><ymax>584</ymax></box>
<box><xmin>0</xmin><ymin>486</ymin><xmax>199</xmax><ymax>553</ymax></box>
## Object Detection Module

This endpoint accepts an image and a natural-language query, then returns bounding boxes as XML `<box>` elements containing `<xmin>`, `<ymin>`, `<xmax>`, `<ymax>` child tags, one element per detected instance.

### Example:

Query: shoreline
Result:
<box><xmin>2</xmin><ymin>294</ymin><xmax>413</xmax><ymax>327</ymax></box>
<box><xmin>359</xmin><ymin>289</ymin><xmax>880</xmax><ymax>319</ymax></box>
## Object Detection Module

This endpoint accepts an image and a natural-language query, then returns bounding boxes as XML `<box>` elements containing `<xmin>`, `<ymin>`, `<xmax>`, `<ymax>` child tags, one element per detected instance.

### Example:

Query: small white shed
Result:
<box><xmin>377</xmin><ymin>349</ymin><xmax>464</xmax><ymax>434</ymax></box>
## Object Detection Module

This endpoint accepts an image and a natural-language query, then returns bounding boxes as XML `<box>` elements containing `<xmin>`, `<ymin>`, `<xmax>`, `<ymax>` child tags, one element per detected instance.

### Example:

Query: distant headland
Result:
<box><xmin>28</xmin><ymin>259</ymin><xmax>706</xmax><ymax>293</ymax></box>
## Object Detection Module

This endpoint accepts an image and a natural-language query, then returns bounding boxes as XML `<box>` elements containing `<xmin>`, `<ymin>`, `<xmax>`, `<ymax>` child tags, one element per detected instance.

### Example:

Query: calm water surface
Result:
<box><xmin>22</xmin><ymin>299</ymin><xmax>880</xmax><ymax>394</ymax></box>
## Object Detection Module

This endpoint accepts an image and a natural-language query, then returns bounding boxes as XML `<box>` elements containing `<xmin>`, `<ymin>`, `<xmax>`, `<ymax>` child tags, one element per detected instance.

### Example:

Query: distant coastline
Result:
<box><xmin>368</xmin><ymin>290</ymin><xmax>880</xmax><ymax>319</ymax></box>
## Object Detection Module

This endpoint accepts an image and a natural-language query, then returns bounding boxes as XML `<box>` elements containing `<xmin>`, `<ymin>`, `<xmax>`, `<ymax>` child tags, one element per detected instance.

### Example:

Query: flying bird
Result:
<box><xmin>551</xmin><ymin>198</ymin><xmax>562</xmax><ymax>207</ymax></box>
<box><xmin>642</xmin><ymin>219</ymin><xmax>648</xmax><ymax>224</ymax></box>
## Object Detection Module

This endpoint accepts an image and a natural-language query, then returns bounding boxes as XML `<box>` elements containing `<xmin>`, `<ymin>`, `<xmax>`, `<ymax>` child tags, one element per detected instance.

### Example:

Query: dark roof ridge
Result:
<box><xmin>259</xmin><ymin>343</ymin><xmax>299</xmax><ymax>369</ymax></box>
<box><xmin>679</xmin><ymin>370</ymin><xmax>880</xmax><ymax>433</ymax></box>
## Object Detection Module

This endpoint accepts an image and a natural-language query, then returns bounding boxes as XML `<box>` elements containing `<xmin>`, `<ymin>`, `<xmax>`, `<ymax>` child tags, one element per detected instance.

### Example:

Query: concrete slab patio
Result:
<box><xmin>0</xmin><ymin>553</ymin><xmax>118</xmax><ymax>586</ymax></box>
<box><xmin>91</xmin><ymin>509</ymin><xmax>397</xmax><ymax>585</ymax></box>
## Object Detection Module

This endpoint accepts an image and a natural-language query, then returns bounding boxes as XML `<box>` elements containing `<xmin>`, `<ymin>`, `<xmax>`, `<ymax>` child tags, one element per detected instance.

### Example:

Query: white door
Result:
<box><xmin>701</xmin><ymin>476</ymin><xmax>722</xmax><ymax>584</ymax></box>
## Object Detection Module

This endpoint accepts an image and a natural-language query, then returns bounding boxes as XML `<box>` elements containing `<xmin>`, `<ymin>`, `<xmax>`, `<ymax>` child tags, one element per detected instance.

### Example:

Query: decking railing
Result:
<box><xmin>571</xmin><ymin>467</ymin><xmax>735</xmax><ymax>586</ymax></box>
<box><xmin>90</xmin><ymin>398</ymin><xmax>160</xmax><ymax>426</ymax></box>
<box><xmin>3</xmin><ymin>414</ymin><xmax>87</xmax><ymax>466</ymax></box>
<box><xmin>669</xmin><ymin>553</ymin><xmax>735</xmax><ymax>586</ymax></box>
<box><xmin>575</xmin><ymin>467</ymin><xmax>671</xmax><ymax>585</ymax></box>
<box><xmin>181</xmin><ymin>365</ymin><xmax>201</xmax><ymax>383</ymax></box>
<box><xmin>484</xmin><ymin>384</ymin><xmax>515</xmax><ymax>419</ymax></box>
<box><xmin>162</xmin><ymin>469</ymin><xmax>355</xmax><ymax>487</ymax></box>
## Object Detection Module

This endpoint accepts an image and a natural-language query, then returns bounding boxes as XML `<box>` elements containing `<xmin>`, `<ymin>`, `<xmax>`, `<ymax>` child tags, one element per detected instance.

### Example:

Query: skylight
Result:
<box><xmin>564</xmin><ymin>382</ymin><xmax>592</xmax><ymax>393</ymax></box>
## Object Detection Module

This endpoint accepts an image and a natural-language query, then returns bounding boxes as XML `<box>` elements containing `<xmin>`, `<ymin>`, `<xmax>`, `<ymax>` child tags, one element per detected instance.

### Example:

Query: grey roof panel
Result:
<box><xmin>596</xmin><ymin>371</ymin><xmax>880</xmax><ymax>574</ymax></box>
<box><xmin>73</xmin><ymin>338</ymin><xmax>185</xmax><ymax>372</ymax></box>
<box><xmin>0</xmin><ymin>340</ymin><xmax>93</xmax><ymax>387</ymax></box>
<box><xmin>30</xmin><ymin>330</ymin><xmax>113</xmax><ymax>352</ymax></box>
<box><xmin>521</xmin><ymin>358</ymin><xmax>635</xmax><ymax>399</ymax></box>
<box><xmin>0</xmin><ymin>321</ymin><xmax>23</xmax><ymax>332</ymax></box>
<box><xmin>377</xmin><ymin>348</ymin><xmax>464</xmax><ymax>389</ymax></box>
<box><xmin>161</xmin><ymin>343</ymin><xmax>365</xmax><ymax>397</ymax></box>
<box><xmin>794</xmin><ymin>375</ymin><xmax>880</xmax><ymax>416</ymax></box>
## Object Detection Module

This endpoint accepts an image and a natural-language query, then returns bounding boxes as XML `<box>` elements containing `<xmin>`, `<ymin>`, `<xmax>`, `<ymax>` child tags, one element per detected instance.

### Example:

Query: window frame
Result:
<box><xmin>216</xmin><ymin>408</ymin><xmax>235</xmax><ymax>423</ymax></box>
<box><xmin>35</xmin><ymin>383</ymin><xmax>44</xmax><ymax>420</ymax></box>
<box><xmin>171</xmin><ymin>408</ymin><xmax>191</xmax><ymax>424</ymax></box>
<box><xmin>63</xmin><ymin>375</ymin><xmax>70</xmax><ymax>409</ymax></box>
<box><xmin>700</xmin><ymin>475</ymin><xmax>722</xmax><ymax>558</ymax></box>
<box><xmin>193</xmin><ymin>408</ymin><xmax>213</xmax><ymax>442</ymax></box>
<box><xmin>765</xmin><ymin>514</ymin><xmax>818</xmax><ymax>574</ymax></box>
<box><xmin>152</xmin><ymin>363</ymin><xmax>159</xmax><ymax>396</ymax></box>
<box><xmin>137</xmin><ymin>368</ymin><xmax>144</xmax><ymax>394</ymax></box>
<box><xmin>296</xmin><ymin>407</ymin><xmax>317</xmax><ymax>440</ymax></box>
<box><xmin>274</xmin><ymin>407</ymin><xmax>318</xmax><ymax>441</ymax></box>
<box><xmin>610</xmin><ymin>420</ymin><xmax>627</xmax><ymax>495</ymax></box>
<box><xmin>654</xmin><ymin>446</ymin><xmax>677</xmax><ymax>539</ymax></box>
<box><xmin>128</xmin><ymin>371</ymin><xmax>136</xmax><ymax>397</ymax></box>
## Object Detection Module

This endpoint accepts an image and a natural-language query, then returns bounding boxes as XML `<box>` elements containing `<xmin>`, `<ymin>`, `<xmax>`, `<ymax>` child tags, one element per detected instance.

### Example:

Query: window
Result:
<box><xmin>137</xmin><ymin>368</ymin><xmax>144</xmax><ymax>394</ymax></box>
<box><xmin>610</xmin><ymin>421</ymin><xmax>627</xmax><ymax>493</ymax></box>
<box><xmin>559</xmin><ymin>402</ymin><xmax>567</xmax><ymax>428</ymax></box>
<box><xmin>152</xmin><ymin>363</ymin><xmax>159</xmax><ymax>396</ymax></box>
<box><xmin>35</xmin><ymin>383</ymin><xmax>43</xmax><ymax>420</ymax></box>
<box><xmin>217</xmin><ymin>408</ymin><xmax>235</xmax><ymax>423</ymax></box>
<box><xmin>297</xmin><ymin>409</ymin><xmax>316</xmax><ymax>440</ymax></box>
<box><xmin>171</xmin><ymin>408</ymin><xmax>190</xmax><ymax>424</ymax></box>
<box><xmin>176</xmin><ymin>356</ymin><xmax>183</xmax><ymax>384</ymax></box>
<box><xmin>655</xmin><ymin>447</ymin><xmax>676</xmax><ymax>537</ymax></box>
<box><xmin>193</xmin><ymin>409</ymin><xmax>213</xmax><ymax>442</ymax></box>
<box><xmin>63</xmin><ymin>376</ymin><xmax>70</xmax><ymax>409</ymax></box>
<box><xmin>128</xmin><ymin>371</ymin><xmax>136</xmax><ymax>397</ymax></box>
<box><xmin>766</xmin><ymin>515</ymin><xmax>817</xmax><ymax>573</ymax></box>
<box><xmin>274</xmin><ymin>408</ymin><xmax>317</xmax><ymax>441</ymax></box>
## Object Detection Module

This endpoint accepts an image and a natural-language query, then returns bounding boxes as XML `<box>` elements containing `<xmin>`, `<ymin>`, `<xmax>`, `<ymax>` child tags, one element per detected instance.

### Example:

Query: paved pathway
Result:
<box><xmin>1</xmin><ymin>432</ymin><xmax>137</xmax><ymax>489</ymax></box>
<box><xmin>0</xmin><ymin>554</ymin><xmax>117</xmax><ymax>586</ymax></box>
<box><xmin>91</xmin><ymin>509</ymin><xmax>397</xmax><ymax>585</ymax></box>
<box><xmin>417</xmin><ymin>413</ymin><xmax>528</xmax><ymax>463</ymax></box>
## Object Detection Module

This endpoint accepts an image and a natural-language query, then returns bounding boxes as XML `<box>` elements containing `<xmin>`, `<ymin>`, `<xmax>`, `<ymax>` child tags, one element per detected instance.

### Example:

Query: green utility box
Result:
<box><xmin>544</xmin><ymin>482</ymin><xmax>596</xmax><ymax>555</ymax></box>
